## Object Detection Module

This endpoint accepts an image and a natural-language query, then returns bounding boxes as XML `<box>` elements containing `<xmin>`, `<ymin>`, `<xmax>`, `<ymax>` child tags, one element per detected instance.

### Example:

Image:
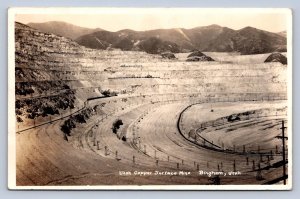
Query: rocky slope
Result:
<box><xmin>15</xmin><ymin>22</ymin><xmax>97</xmax><ymax>124</ymax></box>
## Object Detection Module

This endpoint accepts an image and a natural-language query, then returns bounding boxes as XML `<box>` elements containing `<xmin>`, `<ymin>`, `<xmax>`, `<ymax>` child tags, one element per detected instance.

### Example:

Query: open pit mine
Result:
<box><xmin>13</xmin><ymin>22</ymin><xmax>288</xmax><ymax>187</ymax></box>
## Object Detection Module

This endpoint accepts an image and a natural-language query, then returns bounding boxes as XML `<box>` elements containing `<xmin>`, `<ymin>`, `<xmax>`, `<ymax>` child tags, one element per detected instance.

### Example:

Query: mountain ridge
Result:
<box><xmin>26</xmin><ymin>21</ymin><xmax>287</xmax><ymax>55</ymax></box>
<box><xmin>27</xmin><ymin>21</ymin><xmax>103</xmax><ymax>40</ymax></box>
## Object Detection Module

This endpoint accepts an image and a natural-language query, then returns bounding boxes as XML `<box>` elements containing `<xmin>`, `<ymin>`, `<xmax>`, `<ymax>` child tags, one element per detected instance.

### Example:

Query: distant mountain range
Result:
<box><xmin>26</xmin><ymin>21</ymin><xmax>287</xmax><ymax>55</ymax></box>
<box><xmin>28</xmin><ymin>21</ymin><xmax>103</xmax><ymax>40</ymax></box>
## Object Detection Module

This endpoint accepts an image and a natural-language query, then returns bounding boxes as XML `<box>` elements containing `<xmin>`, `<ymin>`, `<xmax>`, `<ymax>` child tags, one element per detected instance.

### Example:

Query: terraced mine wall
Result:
<box><xmin>14</xmin><ymin>22</ymin><xmax>289</xmax><ymax>186</ymax></box>
<box><xmin>15</xmin><ymin>22</ymin><xmax>287</xmax><ymax>132</ymax></box>
<box><xmin>178</xmin><ymin>104</ymin><xmax>287</xmax><ymax>153</ymax></box>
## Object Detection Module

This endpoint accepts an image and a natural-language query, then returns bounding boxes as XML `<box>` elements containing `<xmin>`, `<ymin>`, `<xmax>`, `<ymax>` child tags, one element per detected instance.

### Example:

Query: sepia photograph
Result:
<box><xmin>8</xmin><ymin>8</ymin><xmax>292</xmax><ymax>190</ymax></box>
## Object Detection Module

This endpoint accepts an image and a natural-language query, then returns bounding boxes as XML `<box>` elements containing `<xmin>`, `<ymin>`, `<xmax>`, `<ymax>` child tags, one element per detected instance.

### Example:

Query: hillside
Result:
<box><xmin>75</xmin><ymin>24</ymin><xmax>286</xmax><ymax>55</ymax></box>
<box><xmin>27</xmin><ymin>21</ymin><xmax>102</xmax><ymax>40</ymax></box>
<box><xmin>75</xmin><ymin>30</ymin><xmax>181</xmax><ymax>54</ymax></box>
<box><xmin>233</xmin><ymin>27</ymin><xmax>287</xmax><ymax>54</ymax></box>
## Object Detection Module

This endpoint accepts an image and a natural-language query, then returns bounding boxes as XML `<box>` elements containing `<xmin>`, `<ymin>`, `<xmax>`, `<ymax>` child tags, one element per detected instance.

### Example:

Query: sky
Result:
<box><xmin>14</xmin><ymin>8</ymin><xmax>290</xmax><ymax>32</ymax></box>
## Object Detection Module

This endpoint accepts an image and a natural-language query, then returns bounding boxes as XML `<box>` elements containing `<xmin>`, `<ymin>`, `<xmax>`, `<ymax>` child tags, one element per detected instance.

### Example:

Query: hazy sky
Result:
<box><xmin>14</xmin><ymin>8</ymin><xmax>290</xmax><ymax>32</ymax></box>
